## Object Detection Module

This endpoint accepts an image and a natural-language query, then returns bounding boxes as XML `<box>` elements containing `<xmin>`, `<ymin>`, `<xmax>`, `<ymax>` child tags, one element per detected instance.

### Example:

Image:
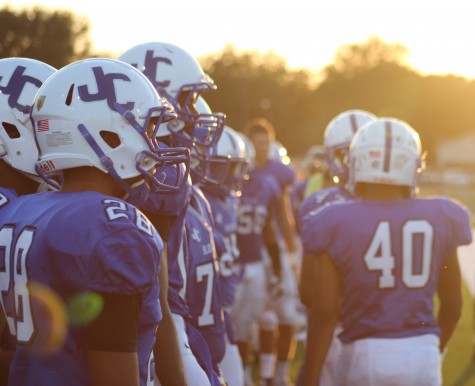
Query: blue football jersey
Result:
<box><xmin>237</xmin><ymin>172</ymin><xmax>280</xmax><ymax>265</ymax></box>
<box><xmin>203</xmin><ymin>192</ymin><xmax>240</xmax><ymax>309</ymax></box>
<box><xmin>251</xmin><ymin>159</ymin><xmax>296</xmax><ymax>242</ymax></box>
<box><xmin>185</xmin><ymin>186</ymin><xmax>226</xmax><ymax>365</ymax></box>
<box><xmin>1</xmin><ymin>191</ymin><xmax>162</xmax><ymax>386</ymax></box>
<box><xmin>163</xmin><ymin>208</ymin><xmax>189</xmax><ymax>317</ymax></box>
<box><xmin>0</xmin><ymin>187</ymin><xmax>18</xmax><ymax>211</ymax></box>
<box><xmin>0</xmin><ymin>187</ymin><xmax>19</xmax><ymax>352</ymax></box>
<box><xmin>139</xmin><ymin>165</ymin><xmax>191</xmax><ymax>318</ymax></box>
<box><xmin>301</xmin><ymin>196</ymin><xmax>472</xmax><ymax>343</ymax></box>
<box><xmin>299</xmin><ymin>185</ymin><xmax>354</xmax><ymax>228</ymax></box>
<box><xmin>251</xmin><ymin>159</ymin><xmax>296</xmax><ymax>190</ymax></box>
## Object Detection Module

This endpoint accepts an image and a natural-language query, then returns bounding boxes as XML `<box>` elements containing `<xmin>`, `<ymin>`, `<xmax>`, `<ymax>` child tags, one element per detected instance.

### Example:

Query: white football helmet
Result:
<box><xmin>237</xmin><ymin>132</ymin><xmax>255</xmax><ymax>176</ymax></box>
<box><xmin>117</xmin><ymin>42</ymin><xmax>224</xmax><ymax>147</ymax></box>
<box><xmin>197</xmin><ymin>125</ymin><xmax>249</xmax><ymax>195</ymax></box>
<box><xmin>323</xmin><ymin>109</ymin><xmax>377</xmax><ymax>183</ymax></box>
<box><xmin>268</xmin><ymin>140</ymin><xmax>290</xmax><ymax>165</ymax></box>
<box><xmin>0</xmin><ymin>57</ymin><xmax>56</xmax><ymax>178</ymax></box>
<box><xmin>188</xmin><ymin>96</ymin><xmax>223</xmax><ymax>183</ymax></box>
<box><xmin>32</xmin><ymin>58</ymin><xmax>181</xmax><ymax>205</ymax></box>
<box><xmin>348</xmin><ymin>117</ymin><xmax>424</xmax><ymax>195</ymax></box>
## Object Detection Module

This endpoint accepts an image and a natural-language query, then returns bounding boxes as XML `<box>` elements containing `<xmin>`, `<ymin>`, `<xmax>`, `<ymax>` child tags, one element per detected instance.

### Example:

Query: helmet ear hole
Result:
<box><xmin>65</xmin><ymin>84</ymin><xmax>74</xmax><ymax>106</ymax></box>
<box><xmin>2</xmin><ymin>122</ymin><xmax>21</xmax><ymax>139</ymax></box>
<box><xmin>100</xmin><ymin>130</ymin><xmax>121</xmax><ymax>149</ymax></box>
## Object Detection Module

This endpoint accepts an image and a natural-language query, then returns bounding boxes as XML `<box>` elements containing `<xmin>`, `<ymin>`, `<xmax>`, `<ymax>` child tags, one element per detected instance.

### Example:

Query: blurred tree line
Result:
<box><xmin>1</xmin><ymin>6</ymin><xmax>474</xmax><ymax>165</ymax></box>
<box><xmin>202</xmin><ymin>40</ymin><xmax>475</xmax><ymax>164</ymax></box>
<box><xmin>0</xmin><ymin>6</ymin><xmax>89</xmax><ymax>68</ymax></box>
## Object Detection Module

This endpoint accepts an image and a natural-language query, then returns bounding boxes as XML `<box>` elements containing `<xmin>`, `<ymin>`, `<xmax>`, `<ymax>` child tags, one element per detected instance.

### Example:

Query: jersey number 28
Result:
<box><xmin>0</xmin><ymin>226</ymin><xmax>35</xmax><ymax>343</ymax></box>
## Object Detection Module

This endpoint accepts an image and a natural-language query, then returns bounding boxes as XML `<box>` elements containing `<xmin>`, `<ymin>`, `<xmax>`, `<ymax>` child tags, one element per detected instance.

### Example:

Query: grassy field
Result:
<box><xmin>442</xmin><ymin>284</ymin><xmax>474</xmax><ymax>386</ymax></box>
<box><xmin>418</xmin><ymin>182</ymin><xmax>475</xmax><ymax>385</ymax></box>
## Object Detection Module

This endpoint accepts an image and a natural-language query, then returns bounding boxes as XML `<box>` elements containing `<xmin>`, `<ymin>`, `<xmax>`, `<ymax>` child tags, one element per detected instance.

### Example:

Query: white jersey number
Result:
<box><xmin>237</xmin><ymin>204</ymin><xmax>267</xmax><ymax>235</ymax></box>
<box><xmin>0</xmin><ymin>226</ymin><xmax>35</xmax><ymax>342</ymax></box>
<box><xmin>103</xmin><ymin>199</ymin><xmax>153</xmax><ymax>236</ymax></box>
<box><xmin>364</xmin><ymin>220</ymin><xmax>433</xmax><ymax>289</ymax></box>
<box><xmin>196</xmin><ymin>262</ymin><xmax>215</xmax><ymax>326</ymax></box>
<box><xmin>220</xmin><ymin>234</ymin><xmax>239</xmax><ymax>278</ymax></box>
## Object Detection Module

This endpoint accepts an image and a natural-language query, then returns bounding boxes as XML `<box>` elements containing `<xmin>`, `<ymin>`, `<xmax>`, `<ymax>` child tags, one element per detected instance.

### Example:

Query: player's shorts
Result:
<box><xmin>262</xmin><ymin>247</ymin><xmax>302</xmax><ymax>327</ymax></box>
<box><xmin>231</xmin><ymin>261</ymin><xmax>267</xmax><ymax>341</ymax></box>
<box><xmin>335</xmin><ymin>334</ymin><xmax>441</xmax><ymax>386</ymax></box>
<box><xmin>219</xmin><ymin>333</ymin><xmax>244</xmax><ymax>386</ymax></box>
<box><xmin>169</xmin><ymin>313</ymin><xmax>211</xmax><ymax>386</ymax></box>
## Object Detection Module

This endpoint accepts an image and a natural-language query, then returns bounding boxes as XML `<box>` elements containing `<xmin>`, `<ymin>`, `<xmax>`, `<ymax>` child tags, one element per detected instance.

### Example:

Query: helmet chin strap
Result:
<box><xmin>77</xmin><ymin>124</ymin><xmax>151</xmax><ymax>206</ymax></box>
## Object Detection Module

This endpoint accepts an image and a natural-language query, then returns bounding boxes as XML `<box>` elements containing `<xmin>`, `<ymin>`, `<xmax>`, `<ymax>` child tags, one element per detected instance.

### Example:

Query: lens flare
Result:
<box><xmin>67</xmin><ymin>292</ymin><xmax>103</xmax><ymax>326</ymax></box>
<box><xmin>28</xmin><ymin>281</ymin><xmax>68</xmax><ymax>356</ymax></box>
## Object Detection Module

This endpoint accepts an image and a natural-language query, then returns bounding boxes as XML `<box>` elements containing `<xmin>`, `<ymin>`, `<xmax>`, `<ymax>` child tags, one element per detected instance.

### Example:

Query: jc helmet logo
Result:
<box><xmin>78</xmin><ymin>67</ymin><xmax>134</xmax><ymax>111</ymax></box>
<box><xmin>0</xmin><ymin>66</ymin><xmax>43</xmax><ymax>113</ymax></box>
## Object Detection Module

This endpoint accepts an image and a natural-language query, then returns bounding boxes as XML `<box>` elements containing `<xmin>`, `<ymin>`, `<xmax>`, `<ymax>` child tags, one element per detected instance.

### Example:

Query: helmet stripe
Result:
<box><xmin>350</xmin><ymin>113</ymin><xmax>358</xmax><ymax>133</ymax></box>
<box><xmin>383</xmin><ymin>120</ymin><xmax>392</xmax><ymax>172</ymax></box>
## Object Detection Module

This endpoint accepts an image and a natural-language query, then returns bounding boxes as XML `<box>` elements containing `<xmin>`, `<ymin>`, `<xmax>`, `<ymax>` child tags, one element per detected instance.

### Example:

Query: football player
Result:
<box><xmin>299</xmin><ymin>109</ymin><xmax>377</xmax><ymax>305</ymax></box>
<box><xmin>0</xmin><ymin>57</ymin><xmax>56</xmax><ymax>385</ymax></box>
<box><xmin>119</xmin><ymin>41</ymin><xmax>226</xmax><ymax>386</ymax></box>
<box><xmin>0</xmin><ymin>58</ymin><xmax>179</xmax><ymax>386</ymax></box>
<box><xmin>297</xmin><ymin>109</ymin><xmax>376</xmax><ymax>386</ymax></box>
<box><xmin>182</xmin><ymin>96</ymin><xmax>228</xmax><ymax>386</ymax></box>
<box><xmin>198</xmin><ymin>124</ymin><xmax>250</xmax><ymax>386</ymax></box>
<box><xmin>232</xmin><ymin>132</ymin><xmax>282</xmax><ymax>386</ymax></box>
<box><xmin>300</xmin><ymin>118</ymin><xmax>471</xmax><ymax>385</ymax></box>
<box><xmin>242</xmin><ymin>118</ymin><xmax>298</xmax><ymax>386</ymax></box>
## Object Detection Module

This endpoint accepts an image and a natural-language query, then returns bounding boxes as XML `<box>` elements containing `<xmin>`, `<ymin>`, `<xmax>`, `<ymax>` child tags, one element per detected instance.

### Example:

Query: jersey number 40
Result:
<box><xmin>364</xmin><ymin>220</ymin><xmax>433</xmax><ymax>289</ymax></box>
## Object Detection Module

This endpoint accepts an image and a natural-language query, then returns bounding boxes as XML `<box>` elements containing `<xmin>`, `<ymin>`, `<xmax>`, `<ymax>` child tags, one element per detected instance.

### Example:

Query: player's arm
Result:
<box><xmin>299</xmin><ymin>253</ymin><xmax>317</xmax><ymax>308</ymax></box>
<box><xmin>153</xmin><ymin>242</ymin><xmax>188</xmax><ymax>386</ymax></box>
<box><xmin>437</xmin><ymin>250</ymin><xmax>463</xmax><ymax>353</ymax></box>
<box><xmin>301</xmin><ymin>252</ymin><xmax>340</xmax><ymax>385</ymax></box>
<box><xmin>264</xmin><ymin>218</ymin><xmax>282</xmax><ymax>280</ymax></box>
<box><xmin>85</xmin><ymin>293</ymin><xmax>142</xmax><ymax>386</ymax></box>
<box><xmin>276</xmin><ymin>187</ymin><xmax>297</xmax><ymax>253</ymax></box>
<box><xmin>0</xmin><ymin>312</ymin><xmax>14</xmax><ymax>385</ymax></box>
<box><xmin>0</xmin><ymin>314</ymin><xmax>5</xmax><ymax>345</ymax></box>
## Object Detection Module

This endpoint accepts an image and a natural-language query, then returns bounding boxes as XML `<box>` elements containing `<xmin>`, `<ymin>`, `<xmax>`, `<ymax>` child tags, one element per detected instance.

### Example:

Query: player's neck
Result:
<box><xmin>60</xmin><ymin>167</ymin><xmax>122</xmax><ymax>197</ymax></box>
<box><xmin>0</xmin><ymin>161</ymin><xmax>38</xmax><ymax>196</ymax></box>
<box><xmin>254</xmin><ymin>157</ymin><xmax>269</xmax><ymax>168</ymax></box>
<box><xmin>356</xmin><ymin>183</ymin><xmax>410</xmax><ymax>201</ymax></box>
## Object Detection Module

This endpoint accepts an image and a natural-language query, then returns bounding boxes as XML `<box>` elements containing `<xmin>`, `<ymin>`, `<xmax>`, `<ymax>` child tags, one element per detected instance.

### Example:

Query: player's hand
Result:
<box><xmin>268</xmin><ymin>273</ymin><xmax>284</xmax><ymax>298</ymax></box>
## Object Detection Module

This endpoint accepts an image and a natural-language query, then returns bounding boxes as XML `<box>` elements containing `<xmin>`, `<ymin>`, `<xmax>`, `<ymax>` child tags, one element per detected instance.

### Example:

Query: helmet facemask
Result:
<box><xmin>163</xmin><ymin>87</ymin><xmax>225</xmax><ymax>148</ymax></box>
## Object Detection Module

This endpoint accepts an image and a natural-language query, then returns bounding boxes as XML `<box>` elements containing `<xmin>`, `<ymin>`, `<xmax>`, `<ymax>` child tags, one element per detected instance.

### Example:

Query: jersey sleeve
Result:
<box><xmin>213</xmin><ymin>228</ymin><xmax>227</xmax><ymax>258</ymax></box>
<box><xmin>276</xmin><ymin>161</ymin><xmax>297</xmax><ymax>187</ymax></box>
<box><xmin>442</xmin><ymin>198</ymin><xmax>473</xmax><ymax>249</ymax></box>
<box><xmin>282</xmin><ymin>163</ymin><xmax>297</xmax><ymax>186</ymax></box>
<box><xmin>300</xmin><ymin>204</ymin><xmax>338</xmax><ymax>256</ymax></box>
<box><xmin>88</xmin><ymin>227</ymin><xmax>161</xmax><ymax>295</ymax></box>
<box><xmin>0</xmin><ymin>187</ymin><xmax>18</xmax><ymax>211</ymax></box>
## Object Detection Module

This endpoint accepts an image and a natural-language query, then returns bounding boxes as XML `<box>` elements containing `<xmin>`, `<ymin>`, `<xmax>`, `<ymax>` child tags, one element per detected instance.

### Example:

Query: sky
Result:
<box><xmin>5</xmin><ymin>0</ymin><xmax>475</xmax><ymax>78</ymax></box>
